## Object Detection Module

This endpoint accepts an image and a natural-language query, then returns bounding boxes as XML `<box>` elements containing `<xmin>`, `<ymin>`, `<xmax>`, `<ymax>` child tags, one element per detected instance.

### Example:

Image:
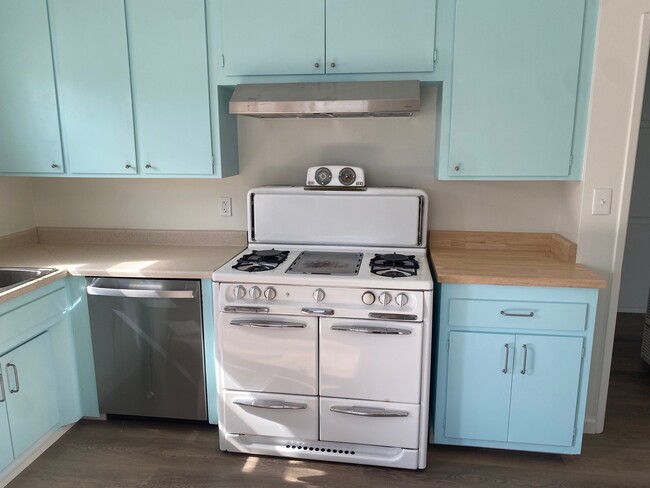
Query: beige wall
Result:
<box><xmin>0</xmin><ymin>177</ymin><xmax>34</xmax><ymax>235</ymax></box>
<box><xmin>30</xmin><ymin>87</ymin><xmax>566</xmax><ymax>232</ymax></box>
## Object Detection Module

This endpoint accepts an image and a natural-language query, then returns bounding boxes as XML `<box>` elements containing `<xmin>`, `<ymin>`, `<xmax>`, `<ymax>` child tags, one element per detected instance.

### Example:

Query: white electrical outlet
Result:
<box><xmin>592</xmin><ymin>188</ymin><xmax>613</xmax><ymax>215</ymax></box>
<box><xmin>220</xmin><ymin>197</ymin><xmax>232</xmax><ymax>217</ymax></box>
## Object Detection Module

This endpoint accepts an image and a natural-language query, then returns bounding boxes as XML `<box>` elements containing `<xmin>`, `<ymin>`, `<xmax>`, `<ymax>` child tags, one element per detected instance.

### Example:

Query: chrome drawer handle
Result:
<box><xmin>520</xmin><ymin>344</ymin><xmax>529</xmax><ymax>375</ymax></box>
<box><xmin>86</xmin><ymin>286</ymin><xmax>195</xmax><ymax>299</ymax></box>
<box><xmin>7</xmin><ymin>363</ymin><xmax>19</xmax><ymax>393</ymax></box>
<box><xmin>229</xmin><ymin>319</ymin><xmax>306</xmax><ymax>329</ymax></box>
<box><xmin>224</xmin><ymin>306</ymin><xmax>270</xmax><ymax>313</ymax></box>
<box><xmin>502</xmin><ymin>343</ymin><xmax>509</xmax><ymax>374</ymax></box>
<box><xmin>367</xmin><ymin>312</ymin><xmax>418</xmax><ymax>321</ymax></box>
<box><xmin>233</xmin><ymin>399</ymin><xmax>307</xmax><ymax>410</ymax></box>
<box><xmin>301</xmin><ymin>307</ymin><xmax>334</xmax><ymax>316</ymax></box>
<box><xmin>330</xmin><ymin>405</ymin><xmax>409</xmax><ymax>418</ymax></box>
<box><xmin>331</xmin><ymin>325</ymin><xmax>411</xmax><ymax>335</ymax></box>
<box><xmin>500</xmin><ymin>310</ymin><xmax>535</xmax><ymax>318</ymax></box>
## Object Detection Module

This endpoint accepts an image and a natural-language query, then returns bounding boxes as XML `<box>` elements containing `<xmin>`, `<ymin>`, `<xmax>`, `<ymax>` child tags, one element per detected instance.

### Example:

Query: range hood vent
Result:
<box><xmin>229</xmin><ymin>80</ymin><xmax>420</xmax><ymax>118</ymax></box>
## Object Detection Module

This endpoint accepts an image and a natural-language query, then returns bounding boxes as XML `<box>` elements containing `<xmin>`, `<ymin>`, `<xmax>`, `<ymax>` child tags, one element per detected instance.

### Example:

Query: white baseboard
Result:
<box><xmin>0</xmin><ymin>424</ymin><xmax>74</xmax><ymax>488</ymax></box>
<box><xmin>584</xmin><ymin>417</ymin><xmax>599</xmax><ymax>434</ymax></box>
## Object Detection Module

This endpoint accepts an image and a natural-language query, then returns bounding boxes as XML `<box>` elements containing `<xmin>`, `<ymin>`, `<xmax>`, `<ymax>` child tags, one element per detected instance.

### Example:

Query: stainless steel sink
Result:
<box><xmin>0</xmin><ymin>267</ymin><xmax>58</xmax><ymax>293</ymax></box>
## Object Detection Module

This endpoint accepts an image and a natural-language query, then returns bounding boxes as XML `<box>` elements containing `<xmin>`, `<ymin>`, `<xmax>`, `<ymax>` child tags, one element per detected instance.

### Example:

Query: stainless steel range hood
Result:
<box><xmin>229</xmin><ymin>80</ymin><xmax>420</xmax><ymax>118</ymax></box>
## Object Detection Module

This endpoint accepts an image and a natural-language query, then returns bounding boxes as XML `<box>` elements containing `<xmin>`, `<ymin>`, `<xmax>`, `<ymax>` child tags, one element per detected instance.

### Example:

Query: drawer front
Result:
<box><xmin>0</xmin><ymin>287</ymin><xmax>67</xmax><ymax>347</ymax></box>
<box><xmin>223</xmin><ymin>390</ymin><xmax>318</xmax><ymax>439</ymax></box>
<box><xmin>448</xmin><ymin>299</ymin><xmax>588</xmax><ymax>332</ymax></box>
<box><xmin>218</xmin><ymin>313</ymin><xmax>318</xmax><ymax>395</ymax></box>
<box><xmin>320</xmin><ymin>397</ymin><xmax>420</xmax><ymax>449</ymax></box>
<box><xmin>320</xmin><ymin>318</ymin><xmax>423</xmax><ymax>403</ymax></box>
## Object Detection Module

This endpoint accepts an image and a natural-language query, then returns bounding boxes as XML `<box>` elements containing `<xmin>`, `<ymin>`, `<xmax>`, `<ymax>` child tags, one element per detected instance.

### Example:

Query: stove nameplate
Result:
<box><xmin>286</xmin><ymin>251</ymin><xmax>363</xmax><ymax>276</ymax></box>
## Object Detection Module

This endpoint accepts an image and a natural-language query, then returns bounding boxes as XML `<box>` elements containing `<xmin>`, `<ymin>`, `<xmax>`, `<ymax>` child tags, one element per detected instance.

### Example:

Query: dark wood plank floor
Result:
<box><xmin>7</xmin><ymin>313</ymin><xmax>650</xmax><ymax>488</ymax></box>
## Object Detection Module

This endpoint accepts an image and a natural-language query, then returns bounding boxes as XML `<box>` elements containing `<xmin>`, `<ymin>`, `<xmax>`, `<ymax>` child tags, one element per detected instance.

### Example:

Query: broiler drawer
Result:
<box><xmin>320</xmin><ymin>397</ymin><xmax>420</xmax><ymax>449</ymax></box>
<box><xmin>224</xmin><ymin>390</ymin><xmax>318</xmax><ymax>439</ymax></box>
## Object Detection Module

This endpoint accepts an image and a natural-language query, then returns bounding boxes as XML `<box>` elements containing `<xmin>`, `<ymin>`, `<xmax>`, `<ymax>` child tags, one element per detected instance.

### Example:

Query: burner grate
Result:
<box><xmin>369</xmin><ymin>253</ymin><xmax>419</xmax><ymax>278</ymax></box>
<box><xmin>232</xmin><ymin>249</ymin><xmax>289</xmax><ymax>272</ymax></box>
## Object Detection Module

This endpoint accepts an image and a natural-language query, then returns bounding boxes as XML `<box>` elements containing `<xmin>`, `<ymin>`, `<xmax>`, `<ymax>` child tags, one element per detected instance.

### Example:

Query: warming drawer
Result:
<box><xmin>224</xmin><ymin>390</ymin><xmax>318</xmax><ymax>439</ymax></box>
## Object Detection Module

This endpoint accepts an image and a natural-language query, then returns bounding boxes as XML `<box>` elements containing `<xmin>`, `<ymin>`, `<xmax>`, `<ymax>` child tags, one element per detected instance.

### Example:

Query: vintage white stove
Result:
<box><xmin>212</xmin><ymin>168</ymin><xmax>434</xmax><ymax>469</ymax></box>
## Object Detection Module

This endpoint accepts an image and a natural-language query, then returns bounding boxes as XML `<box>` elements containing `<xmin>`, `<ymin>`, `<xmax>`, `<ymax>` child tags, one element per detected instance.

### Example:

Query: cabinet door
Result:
<box><xmin>126</xmin><ymin>0</ymin><xmax>213</xmax><ymax>175</ymax></box>
<box><xmin>445</xmin><ymin>331</ymin><xmax>514</xmax><ymax>441</ymax></box>
<box><xmin>448</xmin><ymin>0</ymin><xmax>585</xmax><ymax>177</ymax></box>
<box><xmin>326</xmin><ymin>0</ymin><xmax>436</xmax><ymax>74</ymax></box>
<box><xmin>509</xmin><ymin>335</ymin><xmax>583</xmax><ymax>446</ymax></box>
<box><xmin>0</xmin><ymin>387</ymin><xmax>13</xmax><ymax>472</ymax></box>
<box><xmin>49</xmin><ymin>0</ymin><xmax>137</xmax><ymax>175</ymax></box>
<box><xmin>2</xmin><ymin>333</ymin><xmax>58</xmax><ymax>458</ymax></box>
<box><xmin>0</xmin><ymin>0</ymin><xmax>63</xmax><ymax>174</ymax></box>
<box><xmin>220</xmin><ymin>0</ymin><xmax>325</xmax><ymax>76</ymax></box>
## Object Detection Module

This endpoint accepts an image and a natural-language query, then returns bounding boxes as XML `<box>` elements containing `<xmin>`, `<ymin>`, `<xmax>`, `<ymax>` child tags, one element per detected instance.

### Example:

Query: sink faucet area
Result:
<box><xmin>0</xmin><ymin>267</ymin><xmax>58</xmax><ymax>294</ymax></box>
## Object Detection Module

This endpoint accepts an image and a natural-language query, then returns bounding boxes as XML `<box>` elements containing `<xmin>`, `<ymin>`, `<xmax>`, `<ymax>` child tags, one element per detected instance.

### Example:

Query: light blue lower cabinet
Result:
<box><xmin>433</xmin><ymin>283</ymin><xmax>598</xmax><ymax>454</ymax></box>
<box><xmin>0</xmin><ymin>400</ymin><xmax>13</xmax><ymax>472</ymax></box>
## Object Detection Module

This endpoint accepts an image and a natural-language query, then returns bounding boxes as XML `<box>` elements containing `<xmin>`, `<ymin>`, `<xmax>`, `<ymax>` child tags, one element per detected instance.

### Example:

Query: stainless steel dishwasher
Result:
<box><xmin>86</xmin><ymin>277</ymin><xmax>207</xmax><ymax>421</ymax></box>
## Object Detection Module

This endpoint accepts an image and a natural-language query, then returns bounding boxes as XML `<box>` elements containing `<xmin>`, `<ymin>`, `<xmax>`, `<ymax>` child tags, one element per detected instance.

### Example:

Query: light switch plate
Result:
<box><xmin>592</xmin><ymin>188</ymin><xmax>613</xmax><ymax>215</ymax></box>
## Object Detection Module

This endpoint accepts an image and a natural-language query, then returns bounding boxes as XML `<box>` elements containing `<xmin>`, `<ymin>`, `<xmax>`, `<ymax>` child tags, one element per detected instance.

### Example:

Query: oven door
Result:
<box><xmin>218</xmin><ymin>312</ymin><xmax>318</xmax><ymax>395</ymax></box>
<box><xmin>319</xmin><ymin>317</ymin><xmax>423</xmax><ymax>403</ymax></box>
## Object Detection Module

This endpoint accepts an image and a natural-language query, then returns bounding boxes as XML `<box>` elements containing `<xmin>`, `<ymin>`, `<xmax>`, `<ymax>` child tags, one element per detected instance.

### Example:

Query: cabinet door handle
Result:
<box><xmin>502</xmin><ymin>343</ymin><xmax>509</xmax><ymax>374</ymax></box>
<box><xmin>331</xmin><ymin>324</ymin><xmax>411</xmax><ymax>335</ymax></box>
<box><xmin>500</xmin><ymin>310</ymin><xmax>535</xmax><ymax>318</ymax></box>
<box><xmin>233</xmin><ymin>399</ymin><xmax>307</xmax><ymax>410</ymax></box>
<box><xmin>0</xmin><ymin>372</ymin><xmax>6</xmax><ymax>402</ymax></box>
<box><xmin>520</xmin><ymin>344</ymin><xmax>529</xmax><ymax>375</ymax></box>
<box><xmin>229</xmin><ymin>319</ymin><xmax>306</xmax><ymax>329</ymax></box>
<box><xmin>7</xmin><ymin>363</ymin><xmax>19</xmax><ymax>393</ymax></box>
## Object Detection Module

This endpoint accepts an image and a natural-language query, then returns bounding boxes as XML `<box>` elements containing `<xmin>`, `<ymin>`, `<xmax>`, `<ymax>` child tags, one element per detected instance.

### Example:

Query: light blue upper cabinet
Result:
<box><xmin>0</xmin><ymin>0</ymin><xmax>63</xmax><ymax>174</ymax></box>
<box><xmin>221</xmin><ymin>0</ymin><xmax>325</xmax><ymax>76</ymax></box>
<box><xmin>217</xmin><ymin>0</ymin><xmax>436</xmax><ymax>79</ymax></box>
<box><xmin>49</xmin><ymin>0</ymin><xmax>137</xmax><ymax>175</ymax></box>
<box><xmin>441</xmin><ymin>0</ymin><xmax>595</xmax><ymax>179</ymax></box>
<box><xmin>126</xmin><ymin>0</ymin><xmax>214</xmax><ymax>175</ymax></box>
<box><xmin>326</xmin><ymin>0</ymin><xmax>436</xmax><ymax>74</ymax></box>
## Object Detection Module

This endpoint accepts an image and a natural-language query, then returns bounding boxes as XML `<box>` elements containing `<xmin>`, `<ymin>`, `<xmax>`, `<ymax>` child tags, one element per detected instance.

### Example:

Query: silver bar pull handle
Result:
<box><xmin>502</xmin><ymin>343</ymin><xmax>509</xmax><ymax>374</ymax></box>
<box><xmin>500</xmin><ymin>310</ymin><xmax>535</xmax><ymax>318</ymax></box>
<box><xmin>331</xmin><ymin>325</ymin><xmax>411</xmax><ymax>335</ymax></box>
<box><xmin>330</xmin><ymin>405</ymin><xmax>409</xmax><ymax>418</ymax></box>
<box><xmin>86</xmin><ymin>286</ymin><xmax>195</xmax><ymax>299</ymax></box>
<box><xmin>520</xmin><ymin>344</ymin><xmax>529</xmax><ymax>375</ymax></box>
<box><xmin>224</xmin><ymin>306</ymin><xmax>270</xmax><ymax>313</ymax></box>
<box><xmin>301</xmin><ymin>307</ymin><xmax>334</xmax><ymax>316</ymax></box>
<box><xmin>368</xmin><ymin>312</ymin><xmax>418</xmax><ymax>321</ymax></box>
<box><xmin>233</xmin><ymin>399</ymin><xmax>307</xmax><ymax>410</ymax></box>
<box><xmin>7</xmin><ymin>363</ymin><xmax>19</xmax><ymax>393</ymax></box>
<box><xmin>0</xmin><ymin>372</ymin><xmax>6</xmax><ymax>402</ymax></box>
<box><xmin>229</xmin><ymin>319</ymin><xmax>306</xmax><ymax>329</ymax></box>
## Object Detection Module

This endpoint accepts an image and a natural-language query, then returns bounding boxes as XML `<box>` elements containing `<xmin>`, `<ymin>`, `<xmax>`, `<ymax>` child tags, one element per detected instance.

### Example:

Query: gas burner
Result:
<box><xmin>369</xmin><ymin>253</ymin><xmax>419</xmax><ymax>278</ymax></box>
<box><xmin>232</xmin><ymin>249</ymin><xmax>289</xmax><ymax>272</ymax></box>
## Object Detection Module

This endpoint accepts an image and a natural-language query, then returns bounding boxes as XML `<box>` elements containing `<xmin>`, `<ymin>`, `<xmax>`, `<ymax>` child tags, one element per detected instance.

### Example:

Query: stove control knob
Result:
<box><xmin>264</xmin><ymin>287</ymin><xmax>277</xmax><ymax>300</ymax></box>
<box><xmin>249</xmin><ymin>286</ymin><xmax>261</xmax><ymax>299</ymax></box>
<box><xmin>313</xmin><ymin>288</ymin><xmax>326</xmax><ymax>303</ymax></box>
<box><xmin>362</xmin><ymin>291</ymin><xmax>375</xmax><ymax>305</ymax></box>
<box><xmin>233</xmin><ymin>285</ymin><xmax>246</xmax><ymax>299</ymax></box>
<box><xmin>395</xmin><ymin>293</ymin><xmax>409</xmax><ymax>308</ymax></box>
<box><xmin>379</xmin><ymin>292</ymin><xmax>392</xmax><ymax>306</ymax></box>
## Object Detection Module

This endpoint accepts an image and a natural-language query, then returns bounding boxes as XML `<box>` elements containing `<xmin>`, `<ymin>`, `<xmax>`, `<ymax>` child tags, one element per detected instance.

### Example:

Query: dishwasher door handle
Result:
<box><xmin>86</xmin><ymin>286</ymin><xmax>195</xmax><ymax>299</ymax></box>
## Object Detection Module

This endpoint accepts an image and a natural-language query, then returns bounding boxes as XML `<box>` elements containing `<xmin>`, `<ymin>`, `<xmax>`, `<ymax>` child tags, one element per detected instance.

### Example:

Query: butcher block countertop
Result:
<box><xmin>0</xmin><ymin>228</ymin><xmax>247</xmax><ymax>304</ymax></box>
<box><xmin>429</xmin><ymin>231</ymin><xmax>606</xmax><ymax>289</ymax></box>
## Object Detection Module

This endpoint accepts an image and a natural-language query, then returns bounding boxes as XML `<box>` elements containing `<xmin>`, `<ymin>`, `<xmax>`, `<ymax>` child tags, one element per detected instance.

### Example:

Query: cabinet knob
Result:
<box><xmin>50</xmin><ymin>163</ymin><xmax>59</xmax><ymax>169</ymax></box>
<box><xmin>125</xmin><ymin>163</ymin><xmax>133</xmax><ymax>170</ymax></box>
<box><xmin>330</xmin><ymin>62</ymin><xmax>336</xmax><ymax>68</ymax></box>
<box><xmin>145</xmin><ymin>164</ymin><xmax>153</xmax><ymax>169</ymax></box>
<box><xmin>453</xmin><ymin>164</ymin><xmax>461</xmax><ymax>172</ymax></box>
<box><xmin>314</xmin><ymin>62</ymin><xmax>320</xmax><ymax>68</ymax></box>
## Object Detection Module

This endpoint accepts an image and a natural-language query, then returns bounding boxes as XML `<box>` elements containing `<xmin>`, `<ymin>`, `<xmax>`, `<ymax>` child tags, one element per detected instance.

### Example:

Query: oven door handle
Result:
<box><xmin>330</xmin><ymin>405</ymin><xmax>409</xmax><ymax>418</ymax></box>
<box><xmin>224</xmin><ymin>306</ymin><xmax>270</xmax><ymax>313</ymax></box>
<box><xmin>368</xmin><ymin>312</ymin><xmax>418</xmax><ymax>321</ymax></box>
<box><xmin>233</xmin><ymin>399</ymin><xmax>308</xmax><ymax>410</ymax></box>
<box><xmin>331</xmin><ymin>325</ymin><xmax>411</xmax><ymax>335</ymax></box>
<box><xmin>229</xmin><ymin>319</ymin><xmax>307</xmax><ymax>329</ymax></box>
<box><xmin>301</xmin><ymin>307</ymin><xmax>334</xmax><ymax>316</ymax></box>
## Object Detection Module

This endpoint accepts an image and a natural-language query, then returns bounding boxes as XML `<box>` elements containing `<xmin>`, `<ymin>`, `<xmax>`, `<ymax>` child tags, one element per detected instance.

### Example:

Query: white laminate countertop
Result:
<box><xmin>0</xmin><ymin>242</ymin><xmax>245</xmax><ymax>305</ymax></box>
